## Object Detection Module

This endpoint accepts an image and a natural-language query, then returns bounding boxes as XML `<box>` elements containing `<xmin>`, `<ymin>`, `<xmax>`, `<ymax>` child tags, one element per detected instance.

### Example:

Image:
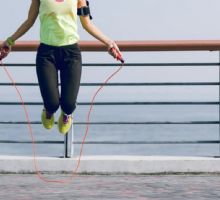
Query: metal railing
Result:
<box><xmin>0</xmin><ymin>40</ymin><xmax>220</xmax><ymax>157</ymax></box>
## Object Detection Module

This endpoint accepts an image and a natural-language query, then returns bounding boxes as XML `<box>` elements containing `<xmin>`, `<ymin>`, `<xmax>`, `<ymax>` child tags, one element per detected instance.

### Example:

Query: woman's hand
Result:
<box><xmin>0</xmin><ymin>41</ymin><xmax>11</xmax><ymax>61</ymax></box>
<box><xmin>107</xmin><ymin>41</ymin><xmax>121</xmax><ymax>59</ymax></box>
<box><xmin>107</xmin><ymin>41</ymin><xmax>124</xmax><ymax>63</ymax></box>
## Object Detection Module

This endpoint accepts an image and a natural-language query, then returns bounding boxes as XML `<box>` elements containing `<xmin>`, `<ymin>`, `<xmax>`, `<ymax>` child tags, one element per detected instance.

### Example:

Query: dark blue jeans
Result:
<box><xmin>36</xmin><ymin>43</ymin><xmax>82</xmax><ymax>115</ymax></box>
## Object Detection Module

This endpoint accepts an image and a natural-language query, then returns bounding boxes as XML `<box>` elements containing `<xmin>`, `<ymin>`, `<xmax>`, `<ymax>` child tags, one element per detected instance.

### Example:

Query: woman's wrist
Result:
<box><xmin>6</xmin><ymin>37</ymin><xmax>15</xmax><ymax>47</ymax></box>
<box><xmin>105</xmin><ymin>40</ymin><xmax>115</xmax><ymax>51</ymax></box>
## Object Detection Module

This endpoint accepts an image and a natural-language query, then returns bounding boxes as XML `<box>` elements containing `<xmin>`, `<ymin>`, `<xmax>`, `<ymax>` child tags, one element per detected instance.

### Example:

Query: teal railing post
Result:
<box><xmin>64</xmin><ymin>114</ymin><xmax>74</xmax><ymax>158</ymax></box>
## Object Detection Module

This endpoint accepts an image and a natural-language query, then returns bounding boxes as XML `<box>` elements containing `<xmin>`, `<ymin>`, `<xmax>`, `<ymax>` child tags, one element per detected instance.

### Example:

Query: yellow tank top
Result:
<box><xmin>39</xmin><ymin>0</ymin><xmax>79</xmax><ymax>46</ymax></box>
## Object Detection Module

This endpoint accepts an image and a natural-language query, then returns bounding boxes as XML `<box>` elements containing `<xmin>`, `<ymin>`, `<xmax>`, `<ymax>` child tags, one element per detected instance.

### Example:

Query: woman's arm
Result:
<box><xmin>2</xmin><ymin>0</ymin><xmax>40</xmax><ymax>46</ymax></box>
<box><xmin>78</xmin><ymin>0</ymin><xmax>121</xmax><ymax>59</ymax></box>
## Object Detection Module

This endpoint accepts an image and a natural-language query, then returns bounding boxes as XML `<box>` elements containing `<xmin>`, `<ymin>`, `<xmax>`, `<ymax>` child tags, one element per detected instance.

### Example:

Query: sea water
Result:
<box><xmin>0</xmin><ymin>105</ymin><xmax>218</xmax><ymax>157</ymax></box>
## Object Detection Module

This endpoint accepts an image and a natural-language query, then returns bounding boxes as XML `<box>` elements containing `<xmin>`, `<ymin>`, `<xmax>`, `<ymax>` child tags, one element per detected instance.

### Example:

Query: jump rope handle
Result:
<box><xmin>0</xmin><ymin>46</ymin><xmax>10</xmax><ymax>61</ymax></box>
<box><xmin>110</xmin><ymin>47</ymin><xmax>125</xmax><ymax>64</ymax></box>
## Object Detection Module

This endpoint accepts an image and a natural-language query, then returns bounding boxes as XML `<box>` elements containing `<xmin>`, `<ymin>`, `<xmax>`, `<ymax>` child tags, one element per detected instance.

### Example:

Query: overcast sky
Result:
<box><xmin>1</xmin><ymin>0</ymin><xmax>220</xmax><ymax>41</ymax></box>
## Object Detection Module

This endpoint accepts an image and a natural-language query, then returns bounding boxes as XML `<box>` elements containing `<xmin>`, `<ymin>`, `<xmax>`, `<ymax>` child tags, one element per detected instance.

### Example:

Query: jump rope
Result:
<box><xmin>0</xmin><ymin>45</ymin><xmax>125</xmax><ymax>184</ymax></box>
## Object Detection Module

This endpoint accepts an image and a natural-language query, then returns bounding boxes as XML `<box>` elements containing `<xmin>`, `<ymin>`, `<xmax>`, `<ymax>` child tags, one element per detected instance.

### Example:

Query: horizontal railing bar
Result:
<box><xmin>0</xmin><ymin>82</ymin><xmax>219</xmax><ymax>86</ymax></box>
<box><xmin>84</xmin><ymin>63</ymin><xmax>220</xmax><ymax>67</ymax></box>
<box><xmin>0</xmin><ymin>121</ymin><xmax>218</xmax><ymax>125</ymax></box>
<box><xmin>6</xmin><ymin>40</ymin><xmax>220</xmax><ymax>51</ymax></box>
<box><xmin>76</xmin><ymin>140</ymin><xmax>220</xmax><ymax>144</ymax></box>
<box><xmin>0</xmin><ymin>140</ymin><xmax>219</xmax><ymax>144</ymax></box>
<box><xmin>2</xmin><ymin>64</ymin><xmax>36</xmax><ymax>67</ymax></box>
<box><xmin>2</xmin><ymin>63</ymin><xmax>220</xmax><ymax>67</ymax></box>
<box><xmin>0</xmin><ymin>102</ymin><xmax>218</xmax><ymax>105</ymax></box>
<box><xmin>0</xmin><ymin>140</ymin><xmax>63</xmax><ymax>144</ymax></box>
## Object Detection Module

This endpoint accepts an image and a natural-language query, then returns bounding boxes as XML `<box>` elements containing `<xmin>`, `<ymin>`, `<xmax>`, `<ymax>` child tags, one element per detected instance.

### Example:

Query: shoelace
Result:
<box><xmin>63</xmin><ymin>114</ymin><xmax>70</xmax><ymax>124</ymax></box>
<box><xmin>45</xmin><ymin>110</ymin><xmax>53</xmax><ymax>119</ymax></box>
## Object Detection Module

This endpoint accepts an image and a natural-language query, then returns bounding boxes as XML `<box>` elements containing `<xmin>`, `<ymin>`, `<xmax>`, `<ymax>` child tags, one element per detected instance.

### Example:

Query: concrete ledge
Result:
<box><xmin>1</xmin><ymin>155</ymin><xmax>220</xmax><ymax>174</ymax></box>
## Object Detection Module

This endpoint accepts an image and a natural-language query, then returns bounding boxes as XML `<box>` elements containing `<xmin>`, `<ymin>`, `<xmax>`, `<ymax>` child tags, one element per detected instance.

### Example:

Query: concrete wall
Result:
<box><xmin>1</xmin><ymin>156</ymin><xmax>220</xmax><ymax>174</ymax></box>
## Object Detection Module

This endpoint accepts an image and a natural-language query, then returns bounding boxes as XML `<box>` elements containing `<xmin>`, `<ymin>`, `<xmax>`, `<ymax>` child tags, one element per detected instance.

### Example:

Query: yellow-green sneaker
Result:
<box><xmin>41</xmin><ymin>109</ymin><xmax>54</xmax><ymax>130</ymax></box>
<box><xmin>58</xmin><ymin>111</ymin><xmax>72</xmax><ymax>134</ymax></box>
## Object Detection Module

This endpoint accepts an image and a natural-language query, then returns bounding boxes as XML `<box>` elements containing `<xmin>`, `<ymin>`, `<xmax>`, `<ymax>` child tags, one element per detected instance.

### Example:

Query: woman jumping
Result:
<box><xmin>0</xmin><ymin>0</ymin><xmax>122</xmax><ymax>134</ymax></box>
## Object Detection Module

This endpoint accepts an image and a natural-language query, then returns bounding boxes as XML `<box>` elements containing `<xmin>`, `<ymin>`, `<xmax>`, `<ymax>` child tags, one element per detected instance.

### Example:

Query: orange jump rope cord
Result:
<box><xmin>1</xmin><ymin>60</ymin><xmax>124</xmax><ymax>184</ymax></box>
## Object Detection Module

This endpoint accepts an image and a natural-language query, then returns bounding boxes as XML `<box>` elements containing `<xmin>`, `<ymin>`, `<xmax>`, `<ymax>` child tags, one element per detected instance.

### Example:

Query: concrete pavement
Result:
<box><xmin>0</xmin><ymin>174</ymin><xmax>220</xmax><ymax>200</ymax></box>
<box><xmin>0</xmin><ymin>156</ymin><xmax>220</xmax><ymax>199</ymax></box>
